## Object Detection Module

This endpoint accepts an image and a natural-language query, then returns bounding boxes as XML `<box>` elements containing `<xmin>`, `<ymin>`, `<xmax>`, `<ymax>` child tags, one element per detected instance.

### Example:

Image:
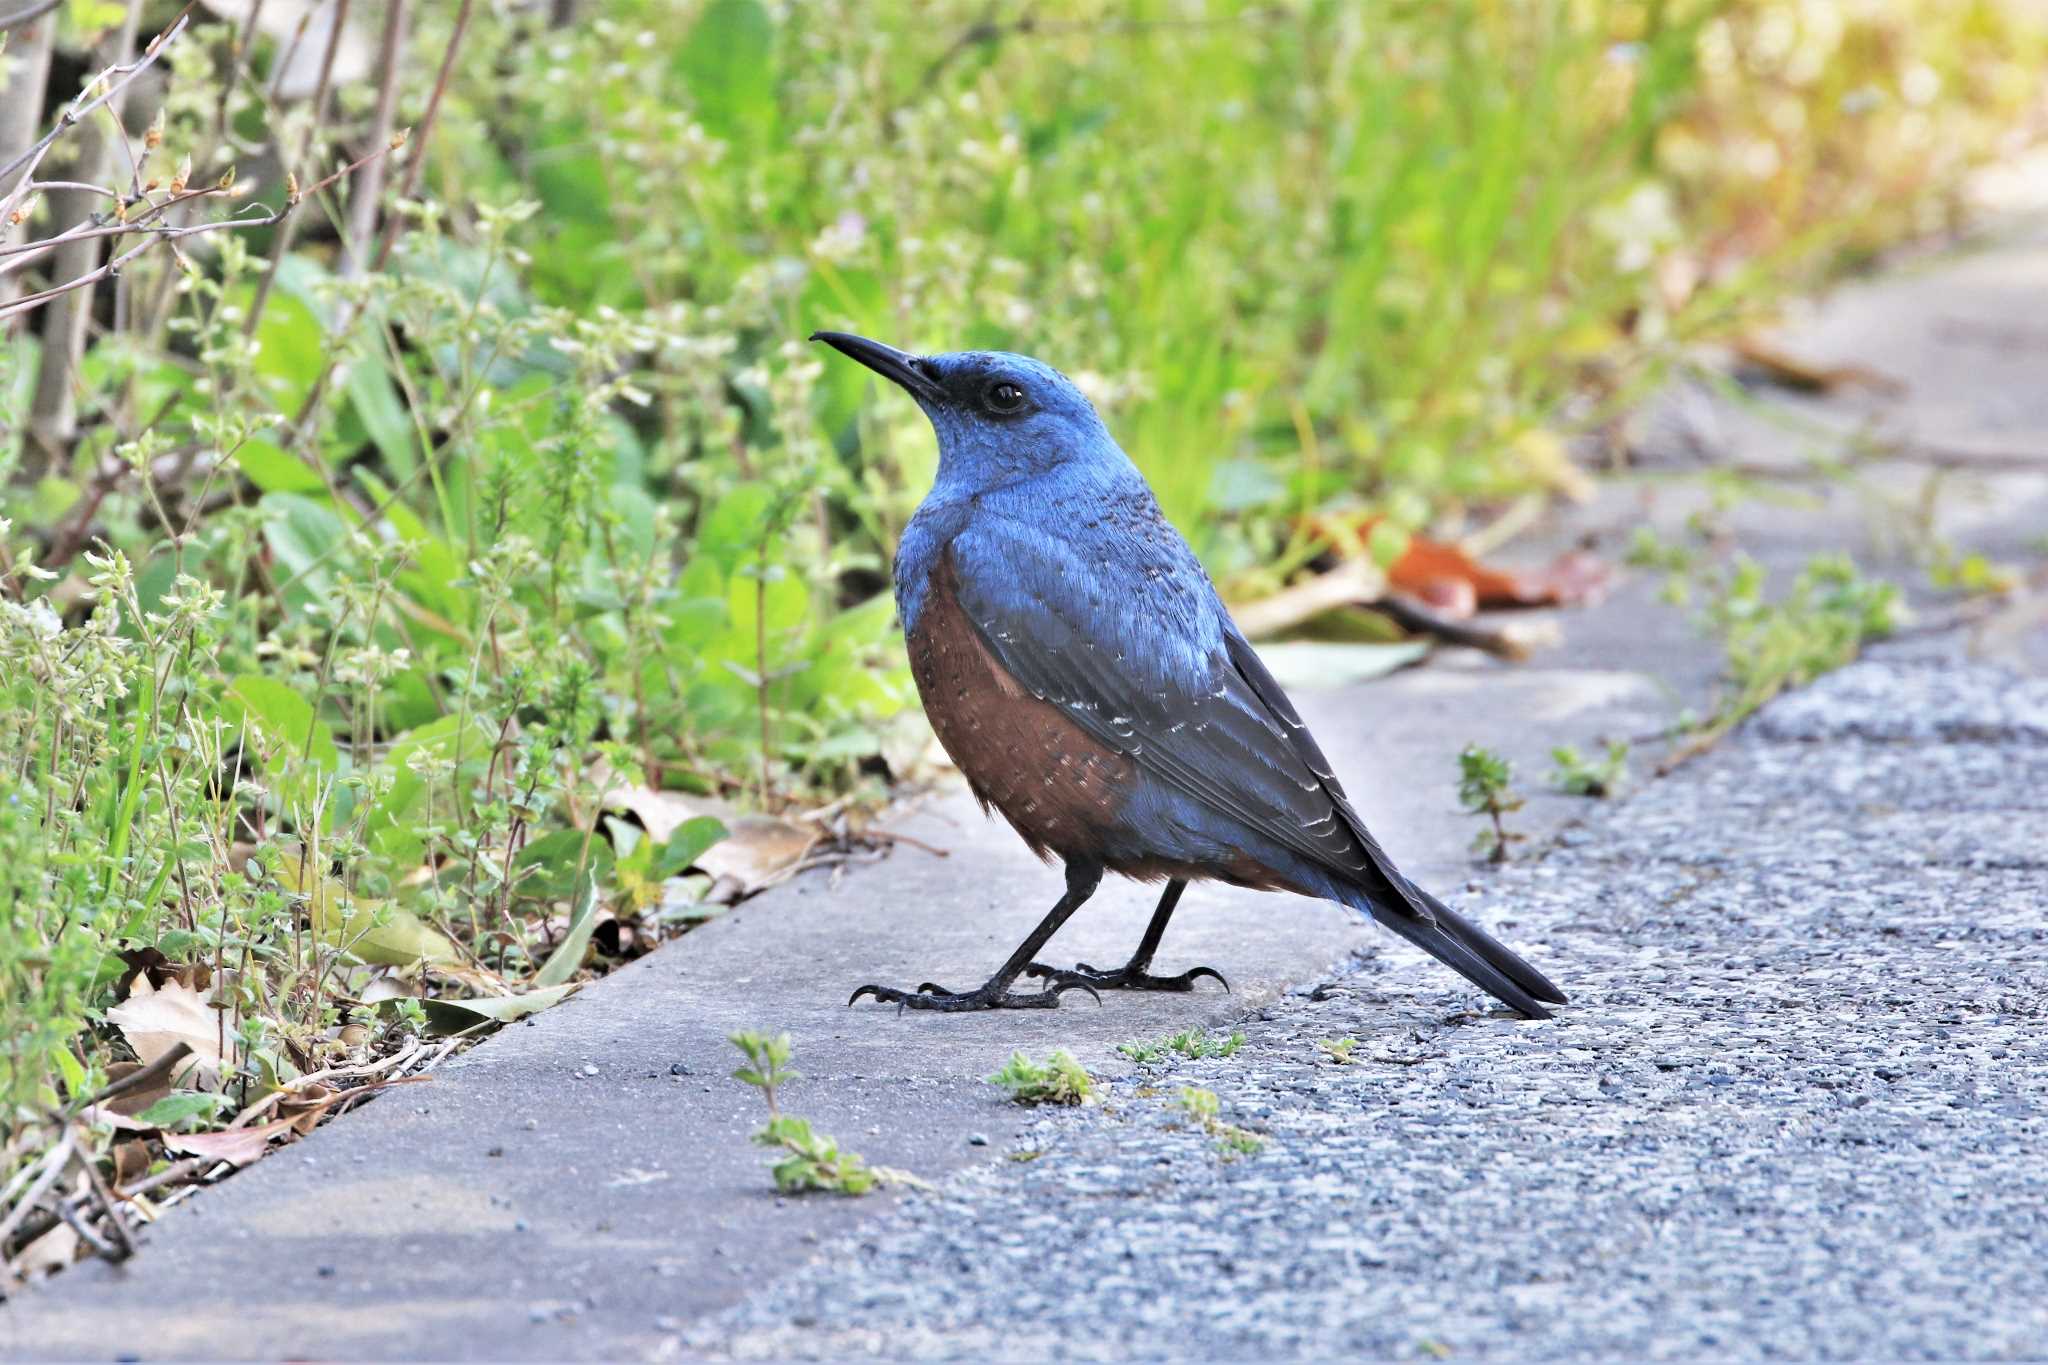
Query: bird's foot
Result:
<box><xmin>847</xmin><ymin>977</ymin><xmax>1101</xmax><ymax>1012</ymax></box>
<box><xmin>1021</xmin><ymin>960</ymin><xmax>1230</xmax><ymax>994</ymax></box>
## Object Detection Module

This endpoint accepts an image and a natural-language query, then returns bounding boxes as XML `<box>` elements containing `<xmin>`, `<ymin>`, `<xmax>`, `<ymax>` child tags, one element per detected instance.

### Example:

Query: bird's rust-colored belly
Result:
<box><xmin>907</xmin><ymin>556</ymin><xmax>1134</xmax><ymax>863</ymax></box>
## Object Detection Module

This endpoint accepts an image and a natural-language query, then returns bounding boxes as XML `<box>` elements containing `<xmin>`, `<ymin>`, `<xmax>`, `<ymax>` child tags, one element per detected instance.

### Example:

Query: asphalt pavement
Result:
<box><xmin>696</xmin><ymin>654</ymin><xmax>2048</xmax><ymax>1361</ymax></box>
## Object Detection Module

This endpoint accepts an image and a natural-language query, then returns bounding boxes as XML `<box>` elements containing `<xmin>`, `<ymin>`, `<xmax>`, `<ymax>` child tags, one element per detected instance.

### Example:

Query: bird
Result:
<box><xmin>810</xmin><ymin>331</ymin><xmax>1567</xmax><ymax>1019</ymax></box>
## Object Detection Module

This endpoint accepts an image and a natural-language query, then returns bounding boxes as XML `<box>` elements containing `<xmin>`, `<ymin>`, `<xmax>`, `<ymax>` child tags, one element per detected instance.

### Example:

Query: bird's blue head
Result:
<box><xmin>810</xmin><ymin>332</ymin><xmax>1121</xmax><ymax>491</ymax></box>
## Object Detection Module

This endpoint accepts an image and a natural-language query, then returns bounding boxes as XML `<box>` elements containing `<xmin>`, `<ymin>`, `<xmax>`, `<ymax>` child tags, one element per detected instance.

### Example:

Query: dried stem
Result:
<box><xmin>26</xmin><ymin>0</ymin><xmax>146</xmax><ymax>467</ymax></box>
<box><xmin>344</xmin><ymin>0</ymin><xmax>409</xmax><ymax>277</ymax></box>
<box><xmin>0</xmin><ymin>141</ymin><xmax>396</xmax><ymax>323</ymax></box>
<box><xmin>245</xmin><ymin>0</ymin><xmax>351</xmax><ymax>338</ymax></box>
<box><xmin>287</xmin><ymin>0</ymin><xmax>472</xmax><ymax>440</ymax></box>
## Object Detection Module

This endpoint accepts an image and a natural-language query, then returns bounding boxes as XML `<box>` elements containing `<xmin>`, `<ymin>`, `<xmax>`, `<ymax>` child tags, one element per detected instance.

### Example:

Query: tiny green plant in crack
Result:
<box><xmin>1117</xmin><ymin>1027</ymin><xmax>1246</xmax><ymax>1065</ymax></box>
<box><xmin>987</xmin><ymin>1050</ymin><xmax>1094</xmax><ymax>1106</ymax></box>
<box><xmin>1549</xmin><ymin>740</ymin><xmax>1629</xmax><ymax>798</ymax></box>
<box><xmin>1457</xmin><ymin>744</ymin><xmax>1526</xmax><ymax>863</ymax></box>
<box><xmin>730</xmin><ymin>1031</ymin><xmax>921</xmax><ymax>1194</ymax></box>
<box><xmin>1175</xmin><ymin>1086</ymin><xmax>1265</xmax><ymax>1159</ymax></box>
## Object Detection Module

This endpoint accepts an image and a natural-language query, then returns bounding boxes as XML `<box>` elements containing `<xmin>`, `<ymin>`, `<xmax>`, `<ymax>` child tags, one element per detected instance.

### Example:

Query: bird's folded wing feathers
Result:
<box><xmin>946</xmin><ymin>515</ymin><xmax>1422</xmax><ymax>908</ymax></box>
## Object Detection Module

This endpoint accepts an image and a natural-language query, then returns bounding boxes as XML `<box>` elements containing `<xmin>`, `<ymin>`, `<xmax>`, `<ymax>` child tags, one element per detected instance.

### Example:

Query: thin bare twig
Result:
<box><xmin>0</xmin><ymin>140</ymin><xmax>397</xmax><ymax>321</ymax></box>
<box><xmin>0</xmin><ymin>0</ymin><xmax>63</xmax><ymax>32</ymax></box>
<box><xmin>0</xmin><ymin>5</ymin><xmax>190</xmax><ymax>212</ymax></box>
<box><xmin>287</xmin><ymin>0</ymin><xmax>472</xmax><ymax>436</ymax></box>
<box><xmin>0</xmin><ymin>1128</ymin><xmax>76</xmax><ymax>1261</ymax></box>
<box><xmin>344</xmin><ymin>0</ymin><xmax>408</xmax><ymax>276</ymax></box>
<box><xmin>246</xmin><ymin>0</ymin><xmax>351</xmax><ymax>337</ymax></box>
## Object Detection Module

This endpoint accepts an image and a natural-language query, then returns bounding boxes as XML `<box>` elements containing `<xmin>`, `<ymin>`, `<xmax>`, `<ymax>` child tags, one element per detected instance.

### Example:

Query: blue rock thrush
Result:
<box><xmin>812</xmin><ymin>332</ymin><xmax>1567</xmax><ymax>1019</ymax></box>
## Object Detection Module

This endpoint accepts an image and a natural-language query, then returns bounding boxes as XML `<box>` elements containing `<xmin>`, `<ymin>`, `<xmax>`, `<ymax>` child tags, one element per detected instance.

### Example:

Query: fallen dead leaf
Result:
<box><xmin>1731</xmin><ymin>334</ymin><xmax>1905</xmax><ymax>396</ymax></box>
<box><xmin>9</xmin><ymin>1219</ymin><xmax>79</xmax><ymax>1279</ymax></box>
<box><xmin>279</xmin><ymin>846</ymin><xmax>463</xmax><ymax>968</ymax></box>
<box><xmin>103</xmin><ymin>978</ymin><xmax>236</xmax><ymax>1090</ymax></box>
<box><xmin>163</xmin><ymin>1117</ymin><xmax>298</xmax><ymax>1168</ymax></box>
<box><xmin>277</xmin><ymin>1084</ymin><xmax>336</xmax><ymax>1137</ymax></box>
<box><xmin>110</xmin><ymin>1140</ymin><xmax>151</xmax><ymax>1186</ymax></box>
<box><xmin>605</xmin><ymin>786</ymin><xmax>817</xmax><ymax>903</ymax></box>
<box><xmin>76</xmin><ymin>1105</ymin><xmax>152</xmax><ymax>1134</ymax></box>
<box><xmin>114</xmin><ymin>946</ymin><xmax>170</xmax><ymax>999</ymax></box>
<box><xmin>1386</xmin><ymin>532</ymin><xmax>1613</xmax><ymax>620</ymax></box>
<box><xmin>99</xmin><ymin>1062</ymin><xmax>172</xmax><ymax>1119</ymax></box>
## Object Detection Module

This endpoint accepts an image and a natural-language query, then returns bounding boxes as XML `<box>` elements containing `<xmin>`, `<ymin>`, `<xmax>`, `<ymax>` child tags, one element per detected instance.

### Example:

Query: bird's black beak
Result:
<box><xmin>809</xmin><ymin>331</ymin><xmax>944</xmax><ymax>404</ymax></box>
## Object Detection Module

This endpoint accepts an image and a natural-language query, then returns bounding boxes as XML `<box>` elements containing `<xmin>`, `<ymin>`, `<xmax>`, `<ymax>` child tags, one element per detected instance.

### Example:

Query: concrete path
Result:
<box><xmin>6</xmin><ymin>212</ymin><xmax>2048</xmax><ymax>1363</ymax></box>
<box><xmin>694</xmin><ymin>653</ymin><xmax>2048</xmax><ymax>1360</ymax></box>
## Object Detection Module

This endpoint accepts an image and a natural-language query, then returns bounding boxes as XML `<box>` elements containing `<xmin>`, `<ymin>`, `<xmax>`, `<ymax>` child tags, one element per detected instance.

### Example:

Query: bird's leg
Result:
<box><xmin>1022</xmin><ymin>879</ymin><xmax>1229</xmax><ymax>993</ymax></box>
<box><xmin>849</xmin><ymin>860</ymin><xmax>1107</xmax><ymax>1012</ymax></box>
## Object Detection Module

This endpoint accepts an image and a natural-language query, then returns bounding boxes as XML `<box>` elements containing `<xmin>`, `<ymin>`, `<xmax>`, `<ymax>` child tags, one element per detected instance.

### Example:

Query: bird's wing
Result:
<box><xmin>947</xmin><ymin>507</ymin><xmax>1567</xmax><ymax>1017</ymax></box>
<box><xmin>945</xmin><ymin>509</ymin><xmax>1396</xmax><ymax>893</ymax></box>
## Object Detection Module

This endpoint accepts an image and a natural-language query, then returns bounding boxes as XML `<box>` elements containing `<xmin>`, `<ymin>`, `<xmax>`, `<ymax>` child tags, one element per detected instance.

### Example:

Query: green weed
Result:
<box><xmin>1550</xmin><ymin>741</ymin><xmax>1631</xmax><ymax>798</ymax></box>
<box><xmin>1174</xmin><ymin>1086</ymin><xmax>1265</xmax><ymax>1160</ymax></box>
<box><xmin>730</xmin><ymin>1031</ymin><xmax>916</xmax><ymax>1195</ymax></box>
<box><xmin>1457</xmin><ymin>745</ymin><xmax>1527</xmax><ymax>863</ymax></box>
<box><xmin>1700</xmin><ymin>554</ymin><xmax>1903</xmax><ymax>739</ymax></box>
<box><xmin>1117</xmin><ymin>1028</ymin><xmax>1246</xmax><ymax>1066</ymax></box>
<box><xmin>1318</xmin><ymin>1037</ymin><xmax>1361</xmax><ymax>1066</ymax></box>
<box><xmin>987</xmin><ymin>1050</ymin><xmax>1094</xmax><ymax>1107</ymax></box>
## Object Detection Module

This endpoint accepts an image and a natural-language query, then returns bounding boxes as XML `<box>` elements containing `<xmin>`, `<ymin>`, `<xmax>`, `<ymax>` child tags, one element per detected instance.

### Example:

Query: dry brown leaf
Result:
<box><xmin>103</xmin><ymin>978</ymin><xmax>237</xmax><ymax>1090</ymax></box>
<box><xmin>163</xmin><ymin>1117</ymin><xmax>297</xmax><ymax>1168</ymax></box>
<box><xmin>99</xmin><ymin>1061</ymin><xmax>172</xmax><ymax>1119</ymax></box>
<box><xmin>700</xmin><ymin>816</ymin><xmax>820</xmax><ymax>902</ymax></box>
<box><xmin>1732</xmin><ymin>335</ymin><xmax>1905</xmax><ymax>396</ymax></box>
<box><xmin>76</xmin><ymin>1105</ymin><xmax>152</xmax><ymax>1134</ymax></box>
<box><xmin>277</xmin><ymin>1085</ymin><xmax>337</xmax><ymax>1137</ymax></box>
<box><xmin>605</xmin><ymin>786</ymin><xmax>818</xmax><ymax>902</ymax></box>
<box><xmin>110</xmin><ymin>1140</ymin><xmax>152</xmax><ymax>1186</ymax></box>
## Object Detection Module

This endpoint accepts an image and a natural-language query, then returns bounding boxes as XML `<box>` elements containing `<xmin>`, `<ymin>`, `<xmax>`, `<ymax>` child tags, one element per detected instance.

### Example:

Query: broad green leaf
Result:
<box><xmin>422</xmin><ymin>983</ymin><xmax>575</xmax><ymax>1034</ymax></box>
<box><xmin>260</xmin><ymin>491</ymin><xmax>352</xmax><ymax>609</ymax></box>
<box><xmin>697</xmin><ymin>484</ymin><xmax>775</xmax><ymax>564</ymax></box>
<box><xmin>533</xmin><ymin>874</ymin><xmax>602</xmax><ymax>987</ymax></box>
<box><xmin>227</xmin><ymin>674</ymin><xmax>338</xmax><ymax>774</ymax></box>
<box><xmin>135</xmin><ymin>1092</ymin><xmax>229</xmax><ymax>1129</ymax></box>
<box><xmin>235</xmin><ymin>438</ymin><xmax>326</xmax><ymax>494</ymax></box>
<box><xmin>282</xmin><ymin>850</ymin><xmax>460</xmax><ymax>968</ymax></box>
<box><xmin>512</xmin><ymin>829</ymin><xmax>616</xmax><ymax>901</ymax></box>
<box><xmin>239</xmin><ymin>286</ymin><xmax>325</xmax><ymax>416</ymax></box>
<box><xmin>655</xmin><ymin>816</ymin><xmax>728</xmax><ymax>880</ymax></box>
<box><xmin>346</xmin><ymin>360</ymin><xmax>417</xmax><ymax>478</ymax></box>
<box><xmin>364</xmin><ymin>713</ymin><xmax>496</xmax><ymax>867</ymax></box>
<box><xmin>677</xmin><ymin>0</ymin><xmax>776</xmax><ymax>145</ymax></box>
<box><xmin>726</xmin><ymin>564</ymin><xmax>809</xmax><ymax>638</ymax></box>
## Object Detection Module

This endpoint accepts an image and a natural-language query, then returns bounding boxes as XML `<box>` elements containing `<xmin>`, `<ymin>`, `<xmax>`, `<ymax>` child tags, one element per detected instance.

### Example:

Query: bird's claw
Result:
<box><xmin>1023</xmin><ymin>961</ymin><xmax>1231</xmax><ymax>994</ymax></box>
<box><xmin>846</xmin><ymin>977</ymin><xmax>1101</xmax><ymax>1012</ymax></box>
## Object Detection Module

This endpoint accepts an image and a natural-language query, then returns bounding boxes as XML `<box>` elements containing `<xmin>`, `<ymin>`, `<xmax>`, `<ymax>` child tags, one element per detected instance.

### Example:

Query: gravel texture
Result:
<box><xmin>694</xmin><ymin>656</ymin><xmax>2048</xmax><ymax>1361</ymax></box>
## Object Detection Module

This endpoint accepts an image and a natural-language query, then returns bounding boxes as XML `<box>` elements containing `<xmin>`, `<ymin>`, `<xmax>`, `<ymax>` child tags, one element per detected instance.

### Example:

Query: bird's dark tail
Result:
<box><xmin>1356</xmin><ymin>876</ymin><xmax>1566</xmax><ymax>1020</ymax></box>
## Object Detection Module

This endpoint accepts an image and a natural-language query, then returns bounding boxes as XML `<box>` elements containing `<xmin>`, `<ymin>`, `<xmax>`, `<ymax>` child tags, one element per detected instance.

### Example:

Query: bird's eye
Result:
<box><xmin>985</xmin><ymin>381</ymin><xmax>1026</xmax><ymax>413</ymax></box>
